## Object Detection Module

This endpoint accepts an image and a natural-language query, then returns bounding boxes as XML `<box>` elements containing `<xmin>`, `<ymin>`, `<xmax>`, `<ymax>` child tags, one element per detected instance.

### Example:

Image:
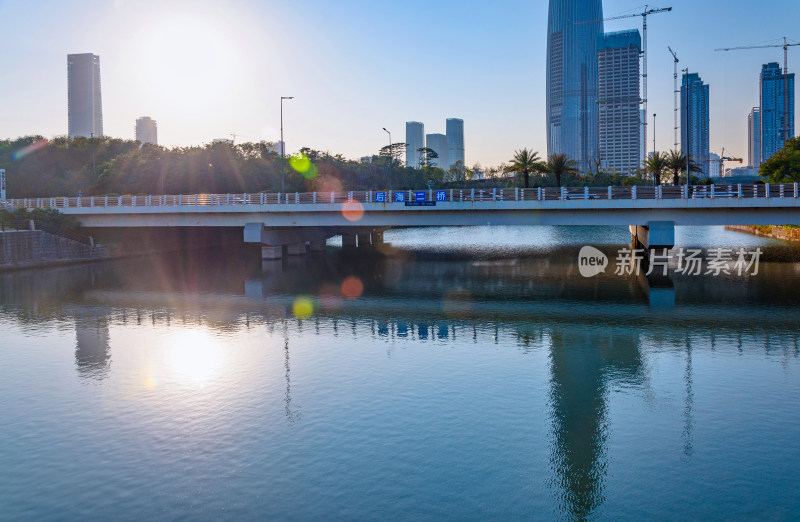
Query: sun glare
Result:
<box><xmin>131</xmin><ymin>15</ymin><xmax>245</xmax><ymax>114</ymax></box>
<box><xmin>166</xmin><ymin>330</ymin><xmax>225</xmax><ymax>385</ymax></box>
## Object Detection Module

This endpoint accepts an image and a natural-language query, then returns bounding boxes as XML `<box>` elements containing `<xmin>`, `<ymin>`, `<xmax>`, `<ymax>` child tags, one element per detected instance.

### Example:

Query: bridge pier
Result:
<box><xmin>357</xmin><ymin>233</ymin><xmax>371</xmax><ymax>248</ymax></box>
<box><xmin>371</xmin><ymin>230</ymin><xmax>384</xmax><ymax>245</ymax></box>
<box><xmin>287</xmin><ymin>242</ymin><xmax>307</xmax><ymax>256</ymax></box>
<box><xmin>630</xmin><ymin>221</ymin><xmax>675</xmax><ymax>257</ymax></box>
<box><xmin>342</xmin><ymin>233</ymin><xmax>357</xmax><ymax>248</ymax></box>
<box><xmin>261</xmin><ymin>246</ymin><xmax>283</xmax><ymax>260</ymax></box>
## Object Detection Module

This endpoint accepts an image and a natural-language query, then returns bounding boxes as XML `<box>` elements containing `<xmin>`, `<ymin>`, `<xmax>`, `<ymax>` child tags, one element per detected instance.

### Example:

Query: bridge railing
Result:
<box><xmin>5</xmin><ymin>183</ymin><xmax>799</xmax><ymax>210</ymax></box>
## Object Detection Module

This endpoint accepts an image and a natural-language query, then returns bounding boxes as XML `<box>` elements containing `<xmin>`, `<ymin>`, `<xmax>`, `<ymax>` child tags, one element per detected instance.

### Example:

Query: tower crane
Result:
<box><xmin>668</xmin><ymin>46</ymin><xmax>679</xmax><ymax>149</ymax></box>
<box><xmin>715</xmin><ymin>37</ymin><xmax>800</xmax><ymax>143</ymax></box>
<box><xmin>697</xmin><ymin>148</ymin><xmax>743</xmax><ymax>177</ymax></box>
<box><xmin>581</xmin><ymin>6</ymin><xmax>673</xmax><ymax>163</ymax></box>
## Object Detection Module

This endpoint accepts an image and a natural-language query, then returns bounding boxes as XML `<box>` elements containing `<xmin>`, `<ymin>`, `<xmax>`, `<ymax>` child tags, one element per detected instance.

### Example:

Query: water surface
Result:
<box><xmin>1</xmin><ymin>226</ymin><xmax>799</xmax><ymax>520</ymax></box>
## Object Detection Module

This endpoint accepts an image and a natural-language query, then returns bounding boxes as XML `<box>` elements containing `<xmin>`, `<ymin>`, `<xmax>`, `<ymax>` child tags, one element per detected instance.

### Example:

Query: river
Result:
<box><xmin>1</xmin><ymin>225</ymin><xmax>799</xmax><ymax>520</ymax></box>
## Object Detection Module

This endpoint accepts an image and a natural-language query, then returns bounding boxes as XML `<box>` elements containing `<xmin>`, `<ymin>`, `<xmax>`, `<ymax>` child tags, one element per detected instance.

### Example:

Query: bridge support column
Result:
<box><xmin>630</xmin><ymin>221</ymin><xmax>675</xmax><ymax>256</ymax></box>
<box><xmin>357</xmin><ymin>233</ymin><xmax>371</xmax><ymax>248</ymax></box>
<box><xmin>371</xmin><ymin>230</ymin><xmax>384</xmax><ymax>245</ymax></box>
<box><xmin>261</xmin><ymin>246</ymin><xmax>282</xmax><ymax>260</ymax></box>
<box><xmin>342</xmin><ymin>233</ymin><xmax>357</xmax><ymax>248</ymax></box>
<box><xmin>287</xmin><ymin>242</ymin><xmax>307</xmax><ymax>256</ymax></box>
<box><xmin>309</xmin><ymin>239</ymin><xmax>326</xmax><ymax>252</ymax></box>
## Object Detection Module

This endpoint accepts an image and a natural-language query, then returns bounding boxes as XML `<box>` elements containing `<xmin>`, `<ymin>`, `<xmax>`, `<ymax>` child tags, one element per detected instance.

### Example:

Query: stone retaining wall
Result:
<box><xmin>0</xmin><ymin>230</ymin><xmax>102</xmax><ymax>268</ymax></box>
<box><xmin>726</xmin><ymin>225</ymin><xmax>800</xmax><ymax>242</ymax></box>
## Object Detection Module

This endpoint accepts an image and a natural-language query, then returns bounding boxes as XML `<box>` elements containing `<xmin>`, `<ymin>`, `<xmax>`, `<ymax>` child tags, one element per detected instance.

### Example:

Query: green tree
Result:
<box><xmin>505</xmin><ymin>148</ymin><xmax>544</xmax><ymax>188</ymax></box>
<box><xmin>644</xmin><ymin>151</ymin><xmax>669</xmax><ymax>186</ymax></box>
<box><xmin>544</xmin><ymin>153</ymin><xmax>578</xmax><ymax>188</ymax></box>
<box><xmin>761</xmin><ymin>136</ymin><xmax>800</xmax><ymax>182</ymax></box>
<box><xmin>417</xmin><ymin>147</ymin><xmax>438</xmax><ymax>169</ymax></box>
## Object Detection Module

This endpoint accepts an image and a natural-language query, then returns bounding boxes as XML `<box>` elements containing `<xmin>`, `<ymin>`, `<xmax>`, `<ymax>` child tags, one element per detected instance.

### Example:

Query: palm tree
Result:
<box><xmin>545</xmin><ymin>153</ymin><xmax>578</xmax><ymax>187</ymax></box>
<box><xmin>506</xmin><ymin>149</ymin><xmax>543</xmax><ymax>188</ymax></box>
<box><xmin>666</xmin><ymin>149</ymin><xmax>703</xmax><ymax>185</ymax></box>
<box><xmin>644</xmin><ymin>151</ymin><xmax>669</xmax><ymax>185</ymax></box>
<box><xmin>666</xmin><ymin>149</ymin><xmax>686</xmax><ymax>185</ymax></box>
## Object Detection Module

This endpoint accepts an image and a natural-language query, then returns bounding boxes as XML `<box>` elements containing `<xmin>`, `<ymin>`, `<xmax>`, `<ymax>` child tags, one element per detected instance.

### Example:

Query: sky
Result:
<box><xmin>0</xmin><ymin>0</ymin><xmax>798</xmax><ymax>167</ymax></box>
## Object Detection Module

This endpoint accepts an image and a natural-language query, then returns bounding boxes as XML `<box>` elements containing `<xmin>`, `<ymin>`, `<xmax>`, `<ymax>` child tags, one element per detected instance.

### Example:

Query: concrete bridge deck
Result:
<box><xmin>4</xmin><ymin>183</ymin><xmax>800</xmax><ymax>258</ymax></box>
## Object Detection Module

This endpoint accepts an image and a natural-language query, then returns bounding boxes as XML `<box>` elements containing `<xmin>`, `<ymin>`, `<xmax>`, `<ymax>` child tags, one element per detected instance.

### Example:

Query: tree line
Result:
<box><xmin>2</xmin><ymin>135</ymin><xmax>797</xmax><ymax>199</ymax></box>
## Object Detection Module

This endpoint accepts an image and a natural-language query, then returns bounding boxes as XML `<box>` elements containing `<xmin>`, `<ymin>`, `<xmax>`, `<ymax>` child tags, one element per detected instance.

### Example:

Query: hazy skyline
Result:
<box><xmin>0</xmin><ymin>0</ymin><xmax>798</xmax><ymax>167</ymax></box>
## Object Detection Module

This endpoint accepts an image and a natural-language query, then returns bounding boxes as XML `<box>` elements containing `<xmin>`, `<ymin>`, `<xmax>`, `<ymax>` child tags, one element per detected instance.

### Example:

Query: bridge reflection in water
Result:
<box><xmin>1</xmin><ymin>244</ymin><xmax>798</xmax><ymax>518</ymax></box>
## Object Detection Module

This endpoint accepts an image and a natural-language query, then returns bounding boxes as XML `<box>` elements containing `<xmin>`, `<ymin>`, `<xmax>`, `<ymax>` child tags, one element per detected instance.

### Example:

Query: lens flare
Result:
<box><xmin>12</xmin><ymin>139</ymin><xmax>49</xmax><ymax>160</ymax></box>
<box><xmin>289</xmin><ymin>153</ymin><xmax>311</xmax><ymax>173</ymax></box>
<box><xmin>341</xmin><ymin>201</ymin><xmax>364</xmax><ymax>222</ymax></box>
<box><xmin>341</xmin><ymin>276</ymin><xmax>364</xmax><ymax>299</ymax></box>
<box><xmin>293</xmin><ymin>296</ymin><xmax>314</xmax><ymax>318</ymax></box>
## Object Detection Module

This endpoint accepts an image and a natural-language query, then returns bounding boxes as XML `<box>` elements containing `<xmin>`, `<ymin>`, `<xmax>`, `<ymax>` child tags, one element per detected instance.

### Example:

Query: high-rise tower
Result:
<box><xmin>405</xmin><ymin>122</ymin><xmax>425</xmax><ymax>169</ymax></box>
<box><xmin>748</xmin><ymin>107</ymin><xmax>761</xmax><ymax>167</ymax></box>
<box><xmin>68</xmin><ymin>53</ymin><xmax>103</xmax><ymax>139</ymax></box>
<box><xmin>547</xmin><ymin>0</ymin><xmax>603</xmax><ymax>172</ymax></box>
<box><xmin>136</xmin><ymin>117</ymin><xmax>158</xmax><ymax>146</ymax></box>
<box><xmin>446</xmin><ymin>118</ymin><xmax>465</xmax><ymax>169</ymax></box>
<box><xmin>760</xmin><ymin>62</ymin><xmax>795</xmax><ymax>163</ymax></box>
<box><xmin>597</xmin><ymin>30</ymin><xmax>642</xmax><ymax>175</ymax></box>
<box><xmin>681</xmin><ymin>72</ymin><xmax>710</xmax><ymax>176</ymax></box>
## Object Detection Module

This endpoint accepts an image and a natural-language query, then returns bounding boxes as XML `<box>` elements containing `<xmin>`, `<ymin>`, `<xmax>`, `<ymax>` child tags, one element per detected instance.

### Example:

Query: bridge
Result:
<box><xmin>5</xmin><ymin>183</ymin><xmax>800</xmax><ymax>258</ymax></box>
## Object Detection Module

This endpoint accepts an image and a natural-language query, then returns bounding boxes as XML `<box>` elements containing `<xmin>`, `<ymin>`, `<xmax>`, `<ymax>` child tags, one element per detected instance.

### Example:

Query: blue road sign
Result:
<box><xmin>436</xmin><ymin>190</ymin><xmax>447</xmax><ymax>202</ymax></box>
<box><xmin>394</xmin><ymin>191</ymin><xmax>406</xmax><ymax>202</ymax></box>
<box><xmin>415</xmin><ymin>190</ymin><xmax>427</xmax><ymax>201</ymax></box>
<box><xmin>375</xmin><ymin>191</ymin><xmax>386</xmax><ymax>203</ymax></box>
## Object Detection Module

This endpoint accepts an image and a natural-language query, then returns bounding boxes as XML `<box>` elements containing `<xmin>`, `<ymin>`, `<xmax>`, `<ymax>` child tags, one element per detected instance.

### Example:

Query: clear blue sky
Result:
<box><xmin>0</xmin><ymin>0</ymin><xmax>798</xmax><ymax>167</ymax></box>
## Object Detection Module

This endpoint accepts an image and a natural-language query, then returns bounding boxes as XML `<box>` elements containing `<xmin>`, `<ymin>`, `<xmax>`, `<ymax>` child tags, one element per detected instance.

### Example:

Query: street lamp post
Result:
<box><xmin>280</xmin><ymin>96</ymin><xmax>294</xmax><ymax>193</ymax></box>
<box><xmin>382</xmin><ymin>127</ymin><xmax>392</xmax><ymax>190</ymax></box>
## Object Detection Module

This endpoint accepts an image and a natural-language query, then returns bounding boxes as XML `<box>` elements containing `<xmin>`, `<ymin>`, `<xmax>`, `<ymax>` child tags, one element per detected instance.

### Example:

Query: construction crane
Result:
<box><xmin>668</xmin><ymin>46</ymin><xmax>679</xmax><ymax>150</ymax></box>
<box><xmin>697</xmin><ymin>148</ymin><xmax>743</xmax><ymax>177</ymax></box>
<box><xmin>229</xmin><ymin>133</ymin><xmax>253</xmax><ymax>145</ymax></box>
<box><xmin>715</xmin><ymin>37</ymin><xmax>800</xmax><ymax>143</ymax></box>
<box><xmin>581</xmin><ymin>6</ymin><xmax>673</xmax><ymax>163</ymax></box>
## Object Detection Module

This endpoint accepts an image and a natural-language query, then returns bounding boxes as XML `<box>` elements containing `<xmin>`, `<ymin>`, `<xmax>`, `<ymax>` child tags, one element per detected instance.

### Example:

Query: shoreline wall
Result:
<box><xmin>726</xmin><ymin>225</ymin><xmax>800</xmax><ymax>242</ymax></box>
<box><xmin>0</xmin><ymin>230</ymin><xmax>103</xmax><ymax>270</ymax></box>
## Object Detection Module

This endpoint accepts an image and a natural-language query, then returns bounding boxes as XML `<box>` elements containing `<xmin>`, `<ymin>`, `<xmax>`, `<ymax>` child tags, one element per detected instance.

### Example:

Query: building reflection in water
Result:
<box><xmin>547</xmin><ymin>326</ymin><xmax>644</xmax><ymax>519</ymax></box>
<box><xmin>75</xmin><ymin>315</ymin><xmax>111</xmax><ymax>381</ymax></box>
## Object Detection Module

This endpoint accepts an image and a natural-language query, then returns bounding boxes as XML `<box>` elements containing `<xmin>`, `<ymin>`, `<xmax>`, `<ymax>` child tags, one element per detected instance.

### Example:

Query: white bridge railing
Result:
<box><xmin>5</xmin><ymin>183</ymin><xmax>799</xmax><ymax>211</ymax></box>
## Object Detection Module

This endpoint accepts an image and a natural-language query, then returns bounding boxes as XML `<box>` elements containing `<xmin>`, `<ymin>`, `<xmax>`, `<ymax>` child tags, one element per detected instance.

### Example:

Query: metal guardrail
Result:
<box><xmin>4</xmin><ymin>183</ymin><xmax>799</xmax><ymax>210</ymax></box>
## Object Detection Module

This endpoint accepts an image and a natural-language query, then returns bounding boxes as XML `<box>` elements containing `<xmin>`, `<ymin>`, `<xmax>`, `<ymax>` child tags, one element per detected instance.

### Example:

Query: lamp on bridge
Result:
<box><xmin>281</xmin><ymin>96</ymin><xmax>294</xmax><ymax>194</ymax></box>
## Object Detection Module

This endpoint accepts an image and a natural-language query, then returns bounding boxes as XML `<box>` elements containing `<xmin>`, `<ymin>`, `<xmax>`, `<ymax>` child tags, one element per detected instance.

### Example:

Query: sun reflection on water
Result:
<box><xmin>164</xmin><ymin>330</ymin><xmax>225</xmax><ymax>385</ymax></box>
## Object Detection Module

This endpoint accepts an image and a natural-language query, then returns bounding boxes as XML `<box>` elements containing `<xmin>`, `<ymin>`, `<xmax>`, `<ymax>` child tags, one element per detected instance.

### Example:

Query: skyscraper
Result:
<box><xmin>135</xmin><ymin>117</ymin><xmax>158</xmax><ymax>146</ymax></box>
<box><xmin>425</xmin><ymin>133</ymin><xmax>449</xmax><ymax>170</ymax></box>
<box><xmin>547</xmin><ymin>0</ymin><xmax>603</xmax><ymax>172</ymax></box>
<box><xmin>597</xmin><ymin>30</ymin><xmax>641</xmax><ymax>175</ymax></box>
<box><xmin>68</xmin><ymin>53</ymin><xmax>103</xmax><ymax>139</ymax></box>
<box><xmin>681</xmin><ymin>72</ymin><xmax>710</xmax><ymax>176</ymax></box>
<box><xmin>748</xmin><ymin>107</ymin><xmax>761</xmax><ymax>167</ymax></box>
<box><xmin>760</xmin><ymin>62</ymin><xmax>795</xmax><ymax>163</ymax></box>
<box><xmin>446</xmin><ymin>118</ymin><xmax>465</xmax><ymax>169</ymax></box>
<box><xmin>405</xmin><ymin>122</ymin><xmax>425</xmax><ymax>169</ymax></box>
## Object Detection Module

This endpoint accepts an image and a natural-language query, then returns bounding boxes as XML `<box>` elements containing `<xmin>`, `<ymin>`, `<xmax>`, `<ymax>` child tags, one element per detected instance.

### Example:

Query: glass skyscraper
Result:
<box><xmin>405</xmin><ymin>122</ymin><xmax>425</xmax><ymax>169</ymax></box>
<box><xmin>748</xmin><ymin>107</ymin><xmax>761</xmax><ymax>167</ymax></box>
<box><xmin>446</xmin><ymin>118</ymin><xmax>465</xmax><ymax>169</ymax></box>
<box><xmin>760</xmin><ymin>62</ymin><xmax>795</xmax><ymax>163</ymax></box>
<box><xmin>67</xmin><ymin>53</ymin><xmax>103</xmax><ymax>139</ymax></box>
<box><xmin>681</xmin><ymin>72</ymin><xmax>710</xmax><ymax>176</ymax></box>
<box><xmin>547</xmin><ymin>0</ymin><xmax>603</xmax><ymax>173</ymax></box>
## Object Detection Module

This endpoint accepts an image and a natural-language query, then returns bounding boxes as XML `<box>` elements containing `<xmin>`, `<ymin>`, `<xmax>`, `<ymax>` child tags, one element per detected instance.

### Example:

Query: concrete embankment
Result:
<box><xmin>726</xmin><ymin>225</ymin><xmax>800</xmax><ymax>242</ymax></box>
<box><xmin>0</xmin><ymin>230</ymin><xmax>103</xmax><ymax>271</ymax></box>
